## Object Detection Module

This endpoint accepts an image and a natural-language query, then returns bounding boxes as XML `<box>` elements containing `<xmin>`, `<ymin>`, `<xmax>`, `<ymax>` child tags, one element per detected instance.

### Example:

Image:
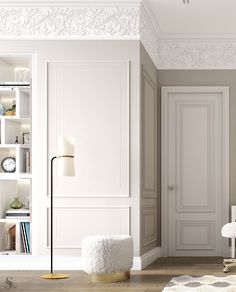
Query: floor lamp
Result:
<box><xmin>42</xmin><ymin>137</ymin><xmax>75</xmax><ymax>279</ymax></box>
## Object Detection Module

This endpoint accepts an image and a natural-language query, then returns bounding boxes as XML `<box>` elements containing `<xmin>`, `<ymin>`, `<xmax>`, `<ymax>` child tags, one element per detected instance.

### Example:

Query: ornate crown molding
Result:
<box><xmin>0</xmin><ymin>5</ymin><xmax>140</xmax><ymax>38</ymax></box>
<box><xmin>0</xmin><ymin>1</ymin><xmax>160</xmax><ymax>68</ymax></box>
<box><xmin>3</xmin><ymin>1</ymin><xmax>234</xmax><ymax>69</ymax></box>
<box><xmin>157</xmin><ymin>40</ymin><xmax>236</xmax><ymax>69</ymax></box>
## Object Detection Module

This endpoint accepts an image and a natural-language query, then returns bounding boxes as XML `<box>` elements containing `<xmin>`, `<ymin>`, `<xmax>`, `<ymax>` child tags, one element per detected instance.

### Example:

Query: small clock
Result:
<box><xmin>1</xmin><ymin>157</ymin><xmax>16</xmax><ymax>173</ymax></box>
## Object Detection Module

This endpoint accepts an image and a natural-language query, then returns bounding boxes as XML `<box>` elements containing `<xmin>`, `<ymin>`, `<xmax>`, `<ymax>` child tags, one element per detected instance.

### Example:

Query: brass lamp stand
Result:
<box><xmin>41</xmin><ymin>137</ymin><xmax>75</xmax><ymax>280</ymax></box>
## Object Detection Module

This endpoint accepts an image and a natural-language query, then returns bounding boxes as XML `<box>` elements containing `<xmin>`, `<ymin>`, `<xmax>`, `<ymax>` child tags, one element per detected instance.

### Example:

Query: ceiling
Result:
<box><xmin>147</xmin><ymin>0</ymin><xmax>236</xmax><ymax>38</ymax></box>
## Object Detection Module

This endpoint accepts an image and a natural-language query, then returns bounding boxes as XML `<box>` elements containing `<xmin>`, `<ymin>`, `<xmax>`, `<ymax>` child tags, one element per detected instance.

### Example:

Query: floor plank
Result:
<box><xmin>0</xmin><ymin>257</ymin><xmax>226</xmax><ymax>292</ymax></box>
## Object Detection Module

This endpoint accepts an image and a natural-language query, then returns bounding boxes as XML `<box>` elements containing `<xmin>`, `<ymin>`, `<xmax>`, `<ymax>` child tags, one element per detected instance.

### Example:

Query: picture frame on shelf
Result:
<box><xmin>23</xmin><ymin>133</ymin><xmax>30</xmax><ymax>145</ymax></box>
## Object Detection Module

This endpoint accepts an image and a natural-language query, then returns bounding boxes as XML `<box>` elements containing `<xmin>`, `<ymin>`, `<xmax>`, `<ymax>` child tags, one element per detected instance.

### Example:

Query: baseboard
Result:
<box><xmin>132</xmin><ymin>247</ymin><xmax>162</xmax><ymax>270</ymax></box>
<box><xmin>0</xmin><ymin>247</ymin><xmax>161</xmax><ymax>270</ymax></box>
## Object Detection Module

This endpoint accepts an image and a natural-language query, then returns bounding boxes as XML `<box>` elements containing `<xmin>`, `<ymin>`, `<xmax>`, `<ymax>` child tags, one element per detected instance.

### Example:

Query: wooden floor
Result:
<box><xmin>0</xmin><ymin>257</ymin><xmax>227</xmax><ymax>292</ymax></box>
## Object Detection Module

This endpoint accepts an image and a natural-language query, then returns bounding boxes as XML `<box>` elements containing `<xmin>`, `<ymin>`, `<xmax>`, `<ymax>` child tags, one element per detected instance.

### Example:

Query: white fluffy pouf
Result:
<box><xmin>81</xmin><ymin>235</ymin><xmax>133</xmax><ymax>283</ymax></box>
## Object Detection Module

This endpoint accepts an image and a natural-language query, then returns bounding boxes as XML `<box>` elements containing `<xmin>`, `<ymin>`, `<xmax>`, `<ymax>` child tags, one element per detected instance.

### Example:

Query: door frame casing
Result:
<box><xmin>161</xmin><ymin>86</ymin><xmax>229</xmax><ymax>257</ymax></box>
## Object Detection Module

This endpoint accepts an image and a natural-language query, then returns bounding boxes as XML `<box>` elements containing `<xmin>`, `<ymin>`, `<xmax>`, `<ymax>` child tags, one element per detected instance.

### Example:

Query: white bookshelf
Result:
<box><xmin>0</xmin><ymin>54</ymin><xmax>32</xmax><ymax>256</ymax></box>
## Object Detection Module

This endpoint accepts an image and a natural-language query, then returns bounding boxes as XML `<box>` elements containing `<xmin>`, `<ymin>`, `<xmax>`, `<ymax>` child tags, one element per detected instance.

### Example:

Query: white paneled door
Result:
<box><xmin>162</xmin><ymin>87</ymin><xmax>229</xmax><ymax>257</ymax></box>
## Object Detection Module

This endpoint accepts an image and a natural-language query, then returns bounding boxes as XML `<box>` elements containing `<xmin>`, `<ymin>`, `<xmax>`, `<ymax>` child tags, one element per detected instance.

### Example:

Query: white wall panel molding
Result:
<box><xmin>48</xmin><ymin>60</ymin><xmax>130</xmax><ymax>198</ymax></box>
<box><xmin>157</xmin><ymin>40</ymin><xmax>236</xmax><ymax>69</ymax></box>
<box><xmin>46</xmin><ymin>206</ymin><xmax>130</xmax><ymax>249</ymax></box>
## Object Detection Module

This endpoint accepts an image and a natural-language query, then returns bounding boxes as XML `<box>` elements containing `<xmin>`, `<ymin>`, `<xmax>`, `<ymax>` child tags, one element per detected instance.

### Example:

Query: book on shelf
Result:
<box><xmin>20</xmin><ymin>222</ymin><xmax>30</xmax><ymax>253</ymax></box>
<box><xmin>5</xmin><ymin>209</ymin><xmax>30</xmax><ymax>219</ymax></box>
<box><xmin>25</xmin><ymin>222</ymin><xmax>30</xmax><ymax>251</ymax></box>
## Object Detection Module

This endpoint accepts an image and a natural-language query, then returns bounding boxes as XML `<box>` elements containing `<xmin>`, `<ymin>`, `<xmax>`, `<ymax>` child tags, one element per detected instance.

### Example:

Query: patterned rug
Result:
<box><xmin>163</xmin><ymin>275</ymin><xmax>236</xmax><ymax>291</ymax></box>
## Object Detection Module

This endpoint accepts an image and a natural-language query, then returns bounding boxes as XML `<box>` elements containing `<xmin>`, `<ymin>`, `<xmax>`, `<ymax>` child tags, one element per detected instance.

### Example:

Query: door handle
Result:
<box><xmin>168</xmin><ymin>185</ymin><xmax>174</xmax><ymax>191</ymax></box>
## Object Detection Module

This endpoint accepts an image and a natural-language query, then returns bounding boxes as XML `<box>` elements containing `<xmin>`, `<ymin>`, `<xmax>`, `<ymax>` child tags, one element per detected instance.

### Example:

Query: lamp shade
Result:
<box><xmin>57</xmin><ymin>136</ymin><xmax>75</xmax><ymax>156</ymax></box>
<box><xmin>57</xmin><ymin>137</ymin><xmax>75</xmax><ymax>176</ymax></box>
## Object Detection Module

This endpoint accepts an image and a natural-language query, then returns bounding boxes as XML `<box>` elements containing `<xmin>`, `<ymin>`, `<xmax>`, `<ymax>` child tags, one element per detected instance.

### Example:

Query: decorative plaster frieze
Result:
<box><xmin>157</xmin><ymin>40</ymin><xmax>236</xmax><ymax>69</ymax></box>
<box><xmin>0</xmin><ymin>1</ymin><xmax>160</xmax><ymax>68</ymax></box>
<box><xmin>0</xmin><ymin>6</ymin><xmax>140</xmax><ymax>38</ymax></box>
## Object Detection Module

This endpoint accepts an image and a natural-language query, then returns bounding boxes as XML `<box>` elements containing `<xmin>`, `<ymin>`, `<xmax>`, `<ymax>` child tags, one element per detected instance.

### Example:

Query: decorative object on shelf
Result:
<box><xmin>6</xmin><ymin>225</ymin><xmax>16</xmax><ymax>251</ymax></box>
<box><xmin>41</xmin><ymin>137</ymin><xmax>75</xmax><ymax>280</ymax></box>
<box><xmin>0</xmin><ymin>103</ymin><xmax>5</xmax><ymax>116</ymax></box>
<box><xmin>25</xmin><ymin>151</ymin><xmax>30</xmax><ymax>172</ymax></box>
<box><xmin>26</xmin><ymin>196</ymin><xmax>30</xmax><ymax>209</ymax></box>
<box><xmin>15</xmin><ymin>68</ymin><xmax>30</xmax><ymax>83</ymax></box>
<box><xmin>4</xmin><ymin>103</ymin><xmax>16</xmax><ymax>116</ymax></box>
<box><xmin>10</xmin><ymin>197</ymin><xmax>23</xmax><ymax>209</ymax></box>
<box><xmin>14</xmin><ymin>136</ymin><xmax>19</xmax><ymax>144</ymax></box>
<box><xmin>5</xmin><ymin>231</ymin><xmax>12</xmax><ymax>250</ymax></box>
<box><xmin>1</xmin><ymin>157</ymin><xmax>16</xmax><ymax>173</ymax></box>
<box><xmin>23</xmin><ymin>132</ymin><xmax>30</xmax><ymax>145</ymax></box>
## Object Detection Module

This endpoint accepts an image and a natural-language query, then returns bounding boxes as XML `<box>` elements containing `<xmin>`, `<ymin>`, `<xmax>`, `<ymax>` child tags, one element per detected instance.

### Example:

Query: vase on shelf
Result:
<box><xmin>10</xmin><ymin>197</ymin><xmax>23</xmax><ymax>209</ymax></box>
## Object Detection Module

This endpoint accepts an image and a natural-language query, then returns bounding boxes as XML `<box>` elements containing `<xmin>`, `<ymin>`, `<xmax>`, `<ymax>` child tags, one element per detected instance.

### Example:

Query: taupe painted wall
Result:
<box><xmin>158</xmin><ymin>70</ymin><xmax>236</xmax><ymax>208</ymax></box>
<box><xmin>140</xmin><ymin>44</ymin><xmax>161</xmax><ymax>253</ymax></box>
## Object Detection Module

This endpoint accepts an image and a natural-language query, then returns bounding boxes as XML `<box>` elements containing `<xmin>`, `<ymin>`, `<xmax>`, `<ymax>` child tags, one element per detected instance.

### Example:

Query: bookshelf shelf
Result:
<box><xmin>0</xmin><ymin>173</ymin><xmax>32</xmax><ymax>179</ymax></box>
<box><xmin>0</xmin><ymin>218</ymin><xmax>30</xmax><ymax>223</ymax></box>
<box><xmin>0</xmin><ymin>54</ymin><xmax>32</xmax><ymax>257</ymax></box>
<box><xmin>0</xmin><ymin>144</ymin><xmax>30</xmax><ymax>148</ymax></box>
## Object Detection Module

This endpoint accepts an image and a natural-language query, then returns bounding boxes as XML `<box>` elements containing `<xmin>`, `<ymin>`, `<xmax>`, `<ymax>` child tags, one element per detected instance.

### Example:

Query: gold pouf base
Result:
<box><xmin>90</xmin><ymin>271</ymin><xmax>130</xmax><ymax>283</ymax></box>
<box><xmin>41</xmin><ymin>273</ymin><xmax>69</xmax><ymax>279</ymax></box>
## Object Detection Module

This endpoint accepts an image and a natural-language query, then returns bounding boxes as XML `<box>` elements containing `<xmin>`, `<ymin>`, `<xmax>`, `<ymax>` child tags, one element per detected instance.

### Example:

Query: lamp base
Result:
<box><xmin>41</xmin><ymin>273</ymin><xmax>69</xmax><ymax>279</ymax></box>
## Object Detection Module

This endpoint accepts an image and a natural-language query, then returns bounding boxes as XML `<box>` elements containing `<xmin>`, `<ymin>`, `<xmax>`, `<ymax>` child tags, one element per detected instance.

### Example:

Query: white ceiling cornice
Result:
<box><xmin>141</xmin><ymin>0</ymin><xmax>161</xmax><ymax>37</ymax></box>
<box><xmin>140</xmin><ymin>0</ymin><xmax>159</xmax><ymax>68</ymax></box>
<box><xmin>1</xmin><ymin>0</ymin><xmax>236</xmax><ymax>69</ymax></box>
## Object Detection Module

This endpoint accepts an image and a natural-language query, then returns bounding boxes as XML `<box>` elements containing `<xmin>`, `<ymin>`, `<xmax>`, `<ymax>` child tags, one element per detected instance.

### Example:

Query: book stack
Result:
<box><xmin>5</xmin><ymin>209</ymin><xmax>30</xmax><ymax>219</ymax></box>
<box><xmin>20</xmin><ymin>222</ymin><xmax>30</xmax><ymax>253</ymax></box>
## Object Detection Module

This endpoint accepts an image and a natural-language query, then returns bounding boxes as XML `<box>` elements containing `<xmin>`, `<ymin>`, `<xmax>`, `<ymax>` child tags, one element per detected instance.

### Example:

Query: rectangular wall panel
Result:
<box><xmin>47</xmin><ymin>61</ymin><xmax>129</xmax><ymax>197</ymax></box>
<box><xmin>142</xmin><ymin>207</ymin><xmax>157</xmax><ymax>247</ymax></box>
<box><xmin>47</xmin><ymin>207</ymin><xmax>130</xmax><ymax>248</ymax></box>
<box><xmin>142</xmin><ymin>68</ymin><xmax>157</xmax><ymax>198</ymax></box>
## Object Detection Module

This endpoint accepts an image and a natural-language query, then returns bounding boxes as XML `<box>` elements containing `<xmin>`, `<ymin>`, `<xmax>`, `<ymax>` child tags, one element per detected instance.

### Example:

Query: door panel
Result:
<box><xmin>162</xmin><ymin>87</ymin><xmax>229</xmax><ymax>257</ymax></box>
